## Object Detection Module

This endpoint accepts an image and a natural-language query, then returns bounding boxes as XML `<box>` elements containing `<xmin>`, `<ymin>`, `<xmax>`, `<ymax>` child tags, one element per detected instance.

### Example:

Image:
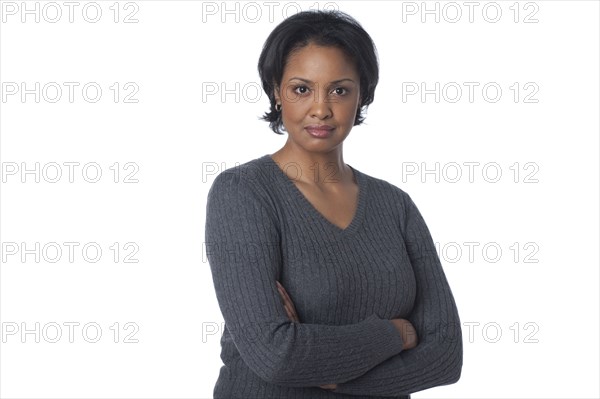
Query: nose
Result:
<box><xmin>309</xmin><ymin>90</ymin><xmax>332</xmax><ymax>119</ymax></box>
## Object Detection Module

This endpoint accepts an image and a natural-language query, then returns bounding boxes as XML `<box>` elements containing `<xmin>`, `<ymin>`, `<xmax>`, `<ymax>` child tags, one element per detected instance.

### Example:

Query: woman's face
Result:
<box><xmin>274</xmin><ymin>43</ymin><xmax>361</xmax><ymax>154</ymax></box>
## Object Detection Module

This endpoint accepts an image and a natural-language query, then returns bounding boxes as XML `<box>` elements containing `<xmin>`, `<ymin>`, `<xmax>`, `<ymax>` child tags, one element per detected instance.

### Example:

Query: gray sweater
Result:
<box><xmin>205</xmin><ymin>154</ymin><xmax>463</xmax><ymax>398</ymax></box>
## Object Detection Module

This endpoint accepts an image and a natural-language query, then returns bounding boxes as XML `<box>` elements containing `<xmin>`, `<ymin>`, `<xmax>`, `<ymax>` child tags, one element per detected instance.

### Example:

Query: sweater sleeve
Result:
<box><xmin>332</xmin><ymin>191</ymin><xmax>463</xmax><ymax>396</ymax></box>
<box><xmin>204</xmin><ymin>168</ymin><xmax>406</xmax><ymax>388</ymax></box>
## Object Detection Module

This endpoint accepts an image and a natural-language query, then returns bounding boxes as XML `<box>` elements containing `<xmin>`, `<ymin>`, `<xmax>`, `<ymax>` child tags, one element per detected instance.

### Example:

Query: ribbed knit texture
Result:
<box><xmin>204</xmin><ymin>154</ymin><xmax>463</xmax><ymax>399</ymax></box>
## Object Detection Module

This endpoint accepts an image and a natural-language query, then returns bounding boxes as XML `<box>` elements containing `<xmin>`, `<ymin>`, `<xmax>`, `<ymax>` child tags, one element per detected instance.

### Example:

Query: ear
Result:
<box><xmin>272</xmin><ymin>82</ymin><xmax>281</xmax><ymax>104</ymax></box>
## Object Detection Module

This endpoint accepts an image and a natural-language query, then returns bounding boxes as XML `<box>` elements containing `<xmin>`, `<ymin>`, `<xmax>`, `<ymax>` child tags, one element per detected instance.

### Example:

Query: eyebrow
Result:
<box><xmin>287</xmin><ymin>77</ymin><xmax>356</xmax><ymax>84</ymax></box>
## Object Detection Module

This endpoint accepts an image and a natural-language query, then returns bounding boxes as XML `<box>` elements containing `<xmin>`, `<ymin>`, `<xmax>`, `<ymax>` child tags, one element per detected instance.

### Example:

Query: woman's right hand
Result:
<box><xmin>391</xmin><ymin>319</ymin><xmax>418</xmax><ymax>350</ymax></box>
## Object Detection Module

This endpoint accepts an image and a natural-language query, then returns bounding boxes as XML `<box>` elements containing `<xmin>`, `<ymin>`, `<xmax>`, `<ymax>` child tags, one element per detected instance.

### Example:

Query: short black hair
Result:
<box><xmin>257</xmin><ymin>10</ymin><xmax>379</xmax><ymax>135</ymax></box>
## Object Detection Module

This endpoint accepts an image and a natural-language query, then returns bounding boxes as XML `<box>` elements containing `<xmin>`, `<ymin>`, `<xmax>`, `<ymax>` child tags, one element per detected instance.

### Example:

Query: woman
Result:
<box><xmin>205</xmin><ymin>9</ymin><xmax>463</xmax><ymax>398</ymax></box>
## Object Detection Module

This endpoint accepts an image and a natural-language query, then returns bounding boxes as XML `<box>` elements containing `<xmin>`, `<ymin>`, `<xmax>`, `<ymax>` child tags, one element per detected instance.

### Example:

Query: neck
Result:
<box><xmin>269</xmin><ymin>147</ymin><xmax>353</xmax><ymax>188</ymax></box>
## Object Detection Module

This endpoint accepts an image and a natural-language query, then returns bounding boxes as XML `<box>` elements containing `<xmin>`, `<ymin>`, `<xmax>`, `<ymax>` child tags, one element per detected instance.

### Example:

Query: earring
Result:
<box><xmin>275</xmin><ymin>103</ymin><xmax>282</xmax><ymax>112</ymax></box>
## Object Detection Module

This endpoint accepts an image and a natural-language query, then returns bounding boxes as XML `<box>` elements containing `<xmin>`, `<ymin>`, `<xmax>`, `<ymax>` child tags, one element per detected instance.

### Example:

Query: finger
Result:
<box><xmin>277</xmin><ymin>292</ymin><xmax>291</xmax><ymax>314</ymax></box>
<box><xmin>286</xmin><ymin>297</ymin><xmax>298</xmax><ymax>316</ymax></box>
<box><xmin>283</xmin><ymin>301</ymin><xmax>298</xmax><ymax>322</ymax></box>
<box><xmin>283</xmin><ymin>301</ymin><xmax>294</xmax><ymax>319</ymax></box>
<box><xmin>282</xmin><ymin>293</ymin><xmax>298</xmax><ymax>321</ymax></box>
<box><xmin>276</xmin><ymin>283</ymin><xmax>284</xmax><ymax>299</ymax></box>
<box><xmin>279</xmin><ymin>284</ymin><xmax>295</xmax><ymax>309</ymax></box>
<box><xmin>277</xmin><ymin>282</ymin><xmax>300</xmax><ymax>321</ymax></box>
<box><xmin>287</xmin><ymin>296</ymin><xmax>298</xmax><ymax>313</ymax></box>
<box><xmin>277</xmin><ymin>281</ymin><xmax>290</xmax><ymax>299</ymax></box>
<box><xmin>284</xmin><ymin>305</ymin><xmax>293</xmax><ymax>320</ymax></box>
<box><xmin>276</xmin><ymin>284</ymin><xmax>288</xmax><ymax>304</ymax></box>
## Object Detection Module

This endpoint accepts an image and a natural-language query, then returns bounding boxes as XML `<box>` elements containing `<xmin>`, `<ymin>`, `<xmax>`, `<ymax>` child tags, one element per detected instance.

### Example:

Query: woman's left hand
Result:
<box><xmin>276</xmin><ymin>280</ymin><xmax>299</xmax><ymax>322</ymax></box>
<box><xmin>275</xmin><ymin>280</ymin><xmax>338</xmax><ymax>391</ymax></box>
<box><xmin>319</xmin><ymin>383</ymin><xmax>338</xmax><ymax>390</ymax></box>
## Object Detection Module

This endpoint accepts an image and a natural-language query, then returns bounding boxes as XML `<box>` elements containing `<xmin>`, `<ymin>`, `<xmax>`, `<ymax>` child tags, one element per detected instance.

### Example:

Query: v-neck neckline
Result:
<box><xmin>261</xmin><ymin>154</ymin><xmax>367</xmax><ymax>238</ymax></box>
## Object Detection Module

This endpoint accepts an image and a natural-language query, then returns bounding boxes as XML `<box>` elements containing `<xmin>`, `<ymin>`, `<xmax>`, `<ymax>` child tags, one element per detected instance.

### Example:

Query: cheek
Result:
<box><xmin>282</xmin><ymin>101</ymin><xmax>310</xmax><ymax>122</ymax></box>
<box><xmin>338</xmin><ymin>103</ymin><xmax>359</xmax><ymax>123</ymax></box>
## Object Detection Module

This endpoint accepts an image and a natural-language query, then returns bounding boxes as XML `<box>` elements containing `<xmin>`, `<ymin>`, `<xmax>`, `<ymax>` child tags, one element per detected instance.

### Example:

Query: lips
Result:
<box><xmin>305</xmin><ymin>124</ymin><xmax>334</xmax><ymax>131</ymax></box>
<box><xmin>305</xmin><ymin>125</ymin><xmax>334</xmax><ymax>138</ymax></box>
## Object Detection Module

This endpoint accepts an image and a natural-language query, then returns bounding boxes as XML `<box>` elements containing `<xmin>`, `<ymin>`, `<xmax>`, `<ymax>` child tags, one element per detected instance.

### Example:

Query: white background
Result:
<box><xmin>1</xmin><ymin>1</ymin><xmax>598</xmax><ymax>398</ymax></box>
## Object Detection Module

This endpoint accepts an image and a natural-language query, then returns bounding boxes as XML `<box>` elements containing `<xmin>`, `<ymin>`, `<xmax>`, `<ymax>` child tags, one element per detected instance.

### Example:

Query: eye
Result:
<box><xmin>333</xmin><ymin>87</ymin><xmax>348</xmax><ymax>95</ymax></box>
<box><xmin>293</xmin><ymin>85</ymin><xmax>310</xmax><ymax>95</ymax></box>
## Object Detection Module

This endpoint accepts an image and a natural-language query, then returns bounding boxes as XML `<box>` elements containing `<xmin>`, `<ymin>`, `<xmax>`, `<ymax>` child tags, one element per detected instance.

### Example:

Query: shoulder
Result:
<box><xmin>355</xmin><ymin>168</ymin><xmax>421</xmax><ymax>231</ymax></box>
<box><xmin>206</xmin><ymin>155</ymin><xmax>276</xmax><ymax>213</ymax></box>
<box><xmin>205</xmin><ymin>156</ymin><xmax>281</xmax><ymax>234</ymax></box>
<box><xmin>207</xmin><ymin>157</ymin><xmax>266</xmax><ymax>195</ymax></box>
<box><xmin>358</xmin><ymin>168</ymin><xmax>412</xmax><ymax>205</ymax></box>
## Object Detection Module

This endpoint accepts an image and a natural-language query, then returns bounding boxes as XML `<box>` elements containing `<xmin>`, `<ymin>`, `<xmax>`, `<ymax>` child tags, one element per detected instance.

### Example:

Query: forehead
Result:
<box><xmin>283</xmin><ymin>44</ymin><xmax>358</xmax><ymax>80</ymax></box>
